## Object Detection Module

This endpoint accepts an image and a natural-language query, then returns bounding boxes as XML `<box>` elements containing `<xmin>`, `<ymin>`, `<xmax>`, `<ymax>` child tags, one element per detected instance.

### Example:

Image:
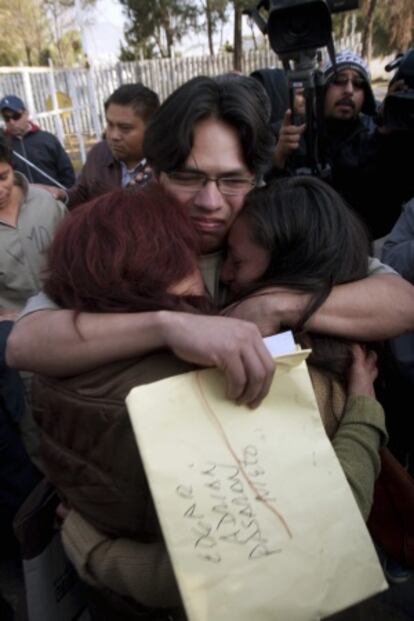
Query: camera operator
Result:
<box><xmin>270</xmin><ymin>49</ymin><xmax>414</xmax><ymax>243</ymax></box>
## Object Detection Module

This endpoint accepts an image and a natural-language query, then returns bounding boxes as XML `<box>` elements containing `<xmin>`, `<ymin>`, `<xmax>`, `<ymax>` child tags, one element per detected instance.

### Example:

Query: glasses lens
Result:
<box><xmin>218</xmin><ymin>177</ymin><xmax>254</xmax><ymax>195</ymax></box>
<box><xmin>168</xmin><ymin>172</ymin><xmax>205</xmax><ymax>191</ymax></box>
<box><xmin>167</xmin><ymin>172</ymin><xmax>254</xmax><ymax>195</ymax></box>
<box><xmin>3</xmin><ymin>111</ymin><xmax>22</xmax><ymax>122</ymax></box>
<box><xmin>333</xmin><ymin>76</ymin><xmax>364</xmax><ymax>89</ymax></box>
<box><xmin>352</xmin><ymin>79</ymin><xmax>365</xmax><ymax>89</ymax></box>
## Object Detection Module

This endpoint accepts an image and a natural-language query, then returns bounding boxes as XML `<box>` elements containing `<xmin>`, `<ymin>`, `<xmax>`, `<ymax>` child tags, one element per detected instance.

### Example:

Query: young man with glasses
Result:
<box><xmin>0</xmin><ymin>95</ymin><xmax>75</xmax><ymax>190</ymax></box>
<box><xmin>6</xmin><ymin>74</ymin><xmax>414</xmax><ymax>408</ymax></box>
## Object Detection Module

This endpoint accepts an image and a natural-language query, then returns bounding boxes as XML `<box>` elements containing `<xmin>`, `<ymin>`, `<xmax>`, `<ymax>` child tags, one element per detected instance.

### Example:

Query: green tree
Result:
<box><xmin>361</xmin><ymin>0</ymin><xmax>378</xmax><ymax>62</ymax></box>
<box><xmin>202</xmin><ymin>0</ymin><xmax>228</xmax><ymax>56</ymax></box>
<box><xmin>387</xmin><ymin>0</ymin><xmax>414</xmax><ymax>52</ymax></box>
<box><xmin>0</xmin><ymin>0</ymin><xmax>52</xmax><ymax>65</ymax></box>
<box><xmin>334</xmin><ymin>0</ymin><xmax>413</xmax><ymax>59</ymax></box>
<box><xmin>0</xmin><ymin>0</ymin><xmax>94</xmax><ymax>67</ymax></box>
<box><xmin>232</xmin><ymin>0</ymin><xmax>250</xmax><ymax>71</ymax></box>
<box><xmin>43</xmin><ymin>0</ymin><xmax>96</xmax><ymax>66</ymax></box>
<box><xmin>119</xmin><ymin>0</ymin><xmax>200</xmax><ymax>59</ymax></box>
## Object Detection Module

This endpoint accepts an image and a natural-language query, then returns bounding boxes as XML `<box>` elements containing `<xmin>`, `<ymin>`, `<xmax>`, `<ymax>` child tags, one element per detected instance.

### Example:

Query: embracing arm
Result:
<box><xmin>307</xmin><ymin>274</ymin><xmax>414</xmax><ymax>340</ymax></box>
<box><xmin>6</xmin><ymin>308</ymin><xmax>274</xmax><ymax>408</ymax></box>
<box><xmin>332</xmin><ymin>346</ymin><xmax>387</xmax><ymax>521</ymax></box>
<box><xmin>332</xmin><ymin>393</ymin><xmax>386</xmax><ymax>520</ymax></box>
<box><xmin>225</xmin><ymin>274</ymin><xmax>414</xmax><ymax>341</ymax></box>
<box><xmin>6</xmin><ymin>309</ymin><xmax>165</xmax><ymax>376</ymax></box>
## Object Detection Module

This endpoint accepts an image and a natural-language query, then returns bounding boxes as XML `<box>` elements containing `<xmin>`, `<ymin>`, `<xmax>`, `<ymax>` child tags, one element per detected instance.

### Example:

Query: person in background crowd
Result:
<box><xmin>0</xmin><ymin>130</ymin><xmax>67</xmax><ymax>470</ymax></box>
<box><xmin>382</xmin><ymin>197</ymin><xmax>414</xmax><ymax>386</ymax></box>
<box><xmin>0</xmin><ymin>133</ymin><xmax>67</xmax><ymax>319</ymax></box>
<box><xmin>0</xmin><ymin>95</ymin><xmax>75</xmax><ymax>190</ymax></box>
<box><xmin>221</xmin><ymin>176</ymin><xmax>387</xmax><ymax>520</ymax></box>
<box><xmin>47</xmin><ymin>83</ymin><xmax>160</xmax><ymax>208</ymax></box>
<box><xmin>271</xmin><ymin>49</ymin><xmax>413</xmax><ymax>242</ymax></box>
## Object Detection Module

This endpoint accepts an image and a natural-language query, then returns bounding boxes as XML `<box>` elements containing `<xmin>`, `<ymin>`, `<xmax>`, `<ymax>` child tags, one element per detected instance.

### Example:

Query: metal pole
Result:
<box><xmin>12</xmin><ymin>150</ymin><xmax>67</xmax><ymax>189</ymax></box>
<box><xmin>47</xmin><ymin>59</ymin><xmax>65</xmax><ymax>146</ymax></box>
<box><xmin>67</xmin><ymin>71</ymin><xmax>87</xmax><ymax>164</ymax></box>
<box><xmin>21</xmin><ymin>68</ymin><xmax>36</xmax><ymax>118</ymax></box>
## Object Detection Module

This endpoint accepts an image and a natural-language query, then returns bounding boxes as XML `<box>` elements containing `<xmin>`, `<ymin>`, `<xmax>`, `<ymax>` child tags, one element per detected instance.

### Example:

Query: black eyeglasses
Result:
<box><xmin>2</xmin><ymin>111</ymin><xmax>23</xmax><ymax>122</ymax></box>
<box><xmin>331</xmin><ymin>75</ymin><xmax>365</xmax><ymax>89</ymax></box>
<box><xmin>165</xmin><ymin>171</ymin><xmax>255</xmax><ymax>196</ymax></box>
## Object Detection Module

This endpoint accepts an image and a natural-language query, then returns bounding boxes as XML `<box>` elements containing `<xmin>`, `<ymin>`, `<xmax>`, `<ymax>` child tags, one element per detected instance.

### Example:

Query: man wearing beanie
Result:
<box><xmin>273</xmin><ymin>49</ymin><xmax>410</xmax><ymax>241</ymax></box>
<box><xmin>322</xmin><ymin>49</ymin><xmax>377</xmax><ymax>120</ymax></box>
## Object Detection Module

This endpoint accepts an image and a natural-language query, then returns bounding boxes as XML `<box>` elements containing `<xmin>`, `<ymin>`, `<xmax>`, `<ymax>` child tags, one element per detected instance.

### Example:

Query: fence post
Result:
<box><xmin>86</xmin><ymin>68</ymin><xmax>103</xmax><ymax>138</ymax></box>
<box><xmin>116</xmin><ymin>63</ymin><xmax>123</xmax><ymax>86</ymax></box>
<box><xmin>21</xmin><ymin>68</ymin><xmax>36</xmax><ymax>118</ymax></box>
<box><xmin>47</xmin><ymin>60</ymin><xmax>65</xmax><ymax>146</ymax></box>
<box><xmin>67</xmin><ymin>71</ymin><xmax>87</xmax><ymax>164</ymax></box>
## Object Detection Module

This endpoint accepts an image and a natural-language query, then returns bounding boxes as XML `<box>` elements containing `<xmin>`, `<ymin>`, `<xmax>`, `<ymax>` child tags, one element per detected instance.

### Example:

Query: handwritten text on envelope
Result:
<box><xmin>126</xmin><ymin>350</ymin><xmax>386</xmax><ymax>621</ymax></box>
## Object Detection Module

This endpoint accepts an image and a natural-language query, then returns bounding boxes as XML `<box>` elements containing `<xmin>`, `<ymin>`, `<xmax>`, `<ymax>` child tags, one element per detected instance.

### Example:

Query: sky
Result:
<box><xmin>83</xmin><ymin>0</ymin><xmax>126</xmax><ymax>62</ymax></box>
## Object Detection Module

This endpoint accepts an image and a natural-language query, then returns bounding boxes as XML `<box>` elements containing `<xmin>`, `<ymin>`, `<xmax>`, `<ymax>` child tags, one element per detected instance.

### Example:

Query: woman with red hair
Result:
<box><xmin>44</xmin><ymin>183</ymin><xmax>205</xmax><ymax>314</ymax></box>
<box><xmin>32</xmin><ymin>184</ymin><xmax>209</xmax><ymax>620</ymax></box>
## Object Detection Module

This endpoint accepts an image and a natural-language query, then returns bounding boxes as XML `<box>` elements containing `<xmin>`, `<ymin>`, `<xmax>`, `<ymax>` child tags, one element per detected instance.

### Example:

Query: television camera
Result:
<box><xmin>384</xmin><ymin>48</ymin><xmax>414</xmax><ymax>131</ymax></box>
<box><xmin>245</xmin><ymin>0</ymin><xmax>359</xmax><ymax>175</ymax></box>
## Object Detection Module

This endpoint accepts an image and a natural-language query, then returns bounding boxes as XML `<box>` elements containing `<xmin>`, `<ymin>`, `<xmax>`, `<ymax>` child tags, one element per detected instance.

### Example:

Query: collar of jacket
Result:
<box><xmin>101</xmin><ymin>139</ymin><xmax>119</xmax><ymax>169</ymax></box>
<box><xmin>5</xmin><ymin>120</ymin><xmax>40</xmax><ymax>137</ymax></box>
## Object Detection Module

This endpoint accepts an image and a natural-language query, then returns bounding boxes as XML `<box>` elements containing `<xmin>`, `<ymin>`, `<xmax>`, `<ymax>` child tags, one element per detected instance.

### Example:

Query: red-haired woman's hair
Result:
<box><xmin>44</xmin><ymin>184</ymin><xmax>206</xmax><ymax>313</ymax></box>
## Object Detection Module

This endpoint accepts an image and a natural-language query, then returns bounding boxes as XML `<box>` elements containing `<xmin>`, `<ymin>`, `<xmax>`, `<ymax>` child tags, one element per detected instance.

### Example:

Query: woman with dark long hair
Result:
<box><xmin>221</xmin><ymin>175</ymin><xmax>387</xmax><ymax>517</ymax></box>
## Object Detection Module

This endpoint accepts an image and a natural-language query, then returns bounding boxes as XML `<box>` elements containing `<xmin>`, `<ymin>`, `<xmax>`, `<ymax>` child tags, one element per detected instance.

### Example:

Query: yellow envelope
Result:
<box><xmin>126</xmin><ymin>350</ymin><xmax>387</xmax><ymax>621</ymax></box>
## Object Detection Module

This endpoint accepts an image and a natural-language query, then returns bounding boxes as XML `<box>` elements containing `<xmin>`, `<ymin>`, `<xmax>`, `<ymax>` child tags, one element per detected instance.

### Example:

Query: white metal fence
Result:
<box><xmin>0</xmin><ymin>49</ymin><xmax>282</xmax><ymax>163</ymax></box>
<box><xmin>0</xmin><ymin>34</ymin><xmax>363</xmax><ymax>165</ymax></box>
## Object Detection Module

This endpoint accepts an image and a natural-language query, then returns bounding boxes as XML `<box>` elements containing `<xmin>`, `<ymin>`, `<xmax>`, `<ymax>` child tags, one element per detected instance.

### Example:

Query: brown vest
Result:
<box><xmin>33</xmin><ymin>354</ymin><xmax>344</xmax><ymax>540</ymax></box>
<box><xmin>32</xmin><ymin>351</ymin><xmax>195</xmax><ymax>539</ymax></box>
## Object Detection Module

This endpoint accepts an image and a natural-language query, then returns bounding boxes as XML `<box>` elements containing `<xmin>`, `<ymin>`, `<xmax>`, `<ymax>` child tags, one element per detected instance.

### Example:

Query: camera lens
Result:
<box><xmin>268</xmin><ymin>2</ymin><xmax>332</xmax><ymax>54</ymax></box>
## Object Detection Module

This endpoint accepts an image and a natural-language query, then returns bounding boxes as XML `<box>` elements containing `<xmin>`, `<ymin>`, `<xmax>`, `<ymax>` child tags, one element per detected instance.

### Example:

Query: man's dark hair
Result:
<box><xmin>0</xmin><ymin>131</ymin><xmax>13</xmax><ymax>165</ymax></box>
<box><xmin>143</xmin><ymin>75</ymin><xmax>275</xmax><ymax>179</ymax></box>
<box><xmin>104</xmin><ymin>83</ymin><xmax>160</xmax><ymax>122</ymax></box>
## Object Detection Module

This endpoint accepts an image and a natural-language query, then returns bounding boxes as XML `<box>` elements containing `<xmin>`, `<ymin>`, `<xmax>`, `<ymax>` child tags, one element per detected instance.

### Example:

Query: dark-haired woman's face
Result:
<box><xmin>221</xmin><ymin>215</ymin><xmax>269</xmax><ymax>295</ymax></box>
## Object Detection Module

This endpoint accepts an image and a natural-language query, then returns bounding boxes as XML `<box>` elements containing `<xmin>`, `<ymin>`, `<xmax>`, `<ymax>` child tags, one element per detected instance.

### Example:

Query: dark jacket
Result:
<box><xmin>326</xmin><ymin>116</ymin><xmax>413</xmax><ymax>239</ymax></box>
<box><xmin>9</xmin><ymin>123</ymin><xmax>75</xmax><ymax>189</ymax></box>
<box><xmin>32</xmin><ymin>352</ymin><xmax>195</xmax><ymax>539</ymax></box>
<box><xmin>273</xmin><ymin>113</ymin><xmax>410</xmax><ymax>240</ymax></box>
<box><xmin>67</xmin><ymin>140</ymin><xmax>121</xmax><ymax>209</ymax></box>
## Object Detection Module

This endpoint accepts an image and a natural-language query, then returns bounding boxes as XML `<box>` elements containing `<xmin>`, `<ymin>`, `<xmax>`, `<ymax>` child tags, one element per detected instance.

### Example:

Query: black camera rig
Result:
<box><xmin>384</xmin><ymin>48</ymin><xmax>414</xmax><ymax>131</ymax></box>
<box><xmin>246</xmin><ymin>0</ymin><xmax>359</xmax><ymax>176</ymax></box>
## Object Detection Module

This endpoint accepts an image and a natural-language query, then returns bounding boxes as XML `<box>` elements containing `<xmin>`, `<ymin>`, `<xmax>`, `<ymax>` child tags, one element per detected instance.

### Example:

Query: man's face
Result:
<box><xmin>324</xmin><ymin>69</ymin><xmax>366</xmax><ymax>120</ymax></box>
<box><xmin>105</xmin><ymin>103</ymin><xmax>146</xmax><ymax>167</ymax></box>
<box><xmin>159</xmin><ymin>117</ymin><xmax>254</xmax><ymax>255</ymax></box>
<box><xmin>2</xmin><ymin>108</ymin><xmax>30</xmax><ymax>137</ymax></box>
<box><xmin>0</xmin><ymin>161</ymin><xmax>14</xmax><ymax>209</ymax></box>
